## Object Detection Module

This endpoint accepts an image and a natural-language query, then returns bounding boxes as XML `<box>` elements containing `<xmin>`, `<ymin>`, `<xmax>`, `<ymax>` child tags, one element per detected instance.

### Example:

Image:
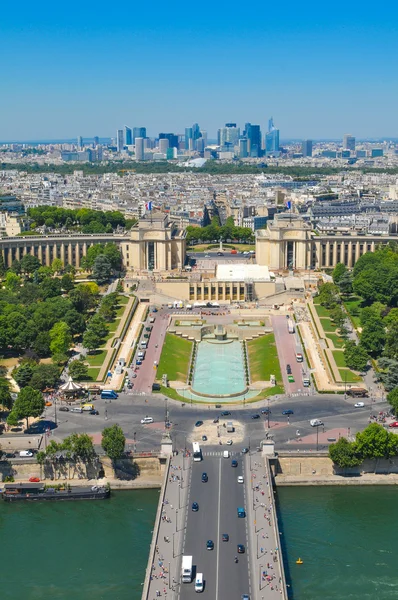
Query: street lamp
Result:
<box><xmin>175</xmin><ymin>508</ymin><xmax>178</xmax><ymax>533</ymax></box>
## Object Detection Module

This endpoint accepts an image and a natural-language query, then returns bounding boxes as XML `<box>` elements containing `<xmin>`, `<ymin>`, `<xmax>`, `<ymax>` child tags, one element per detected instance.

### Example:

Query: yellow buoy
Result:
<box><xmin>296</xmin><ymin>558</ymin><xmax>303</xmax><ymax>564</ymax></box>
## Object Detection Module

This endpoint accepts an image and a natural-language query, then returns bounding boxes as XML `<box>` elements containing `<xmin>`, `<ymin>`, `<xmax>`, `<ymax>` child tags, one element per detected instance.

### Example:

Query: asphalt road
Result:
<box><xmin>181</xmin><ymin>455</ymin><xmax>250</xmax><ymax>600</ymax></box>
<box><xmin>43</xmin><ymin>391</ymin><xmax>390</xmax><ymax>453</ymax></box>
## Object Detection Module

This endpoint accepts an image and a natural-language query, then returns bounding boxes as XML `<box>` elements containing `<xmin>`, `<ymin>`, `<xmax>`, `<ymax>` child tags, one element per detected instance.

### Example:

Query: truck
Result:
<box><xmin>181</xmin><ymin>555</ymin><xmax>193</xmax><ymax>583</ymax></box>
<box><xmin>303</xmin><ymin>375</ymin><xmax>311</xmax><ymax>387</ymax></box>
<box><xmin>287</xmin><ymin>319</ymin><xmax>295</xmax><ymax>334</ymax></box>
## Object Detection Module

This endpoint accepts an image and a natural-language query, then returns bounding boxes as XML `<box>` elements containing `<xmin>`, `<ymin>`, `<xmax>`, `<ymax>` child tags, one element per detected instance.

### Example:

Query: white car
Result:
<box><xmin>354</xmin><ymin>402</ymin><xmax>365</xmax><ymax>408</ymax></box>
<box><xmin>310</xmin><ymin>419</ymin><xmax>324</xmax><ymax>427</ymax></box>
<box><xmin>237</xmin><ymin>476</ymin><xmax>244</xmax><ymax>484</ymax></box>
<box><xmin>226</xmin><ymin>439</ymin><xmax>233</xmax><ymax>445</ymax></box>
<box><xmin>141</xmin><ymin>416</ymin><xmax>154</xmax><ymax>424</ymax></box>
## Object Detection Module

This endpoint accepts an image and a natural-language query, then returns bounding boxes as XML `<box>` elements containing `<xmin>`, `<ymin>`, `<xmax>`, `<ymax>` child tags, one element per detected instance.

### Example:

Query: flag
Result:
<box><xmin>145</xmin><ymin>201</ymin><xmax>152</xmax><ymax>211</ymax></box>
<box><xmin>285</xmin><ymin>200</ymin><xmax>292</xmax><ymax>210</ymax></box>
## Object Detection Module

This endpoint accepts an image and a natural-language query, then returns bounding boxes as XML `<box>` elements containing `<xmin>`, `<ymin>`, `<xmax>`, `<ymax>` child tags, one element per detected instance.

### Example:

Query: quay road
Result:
<box><xmin>181</xmin><ymin>454</ymin><xmax>250</xmax><ymax>600</ymax></box>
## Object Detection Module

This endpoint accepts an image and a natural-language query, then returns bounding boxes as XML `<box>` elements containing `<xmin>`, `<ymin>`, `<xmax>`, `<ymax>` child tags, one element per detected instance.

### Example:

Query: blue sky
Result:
<box><xmin>1</xmin><ymin>0</ymin><xmax>398</xmax><ymax>140</ymax></box>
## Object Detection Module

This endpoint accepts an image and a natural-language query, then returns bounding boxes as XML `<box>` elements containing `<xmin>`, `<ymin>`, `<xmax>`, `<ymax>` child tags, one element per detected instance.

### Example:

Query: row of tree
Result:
<box><xmin>329</xmin><ymin>423</ymin><xmax>398</xmax><ymax>467</ymax></box>
<box><xmin>27</xmin><ymin>207</ymin><xmax>128</xmax><ymax>231</ymax></box>
<box><xmin>186</xmin><ymin>221</ymin><xmax>254</xmax><ymax>244</ymax></box>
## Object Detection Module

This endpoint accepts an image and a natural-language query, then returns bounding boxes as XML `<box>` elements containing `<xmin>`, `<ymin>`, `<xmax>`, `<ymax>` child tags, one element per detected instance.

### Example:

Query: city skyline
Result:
<box><xmin>2</xmin><ymin>0</ymin><xmax>398</xmax><ymax>140</ymax></box>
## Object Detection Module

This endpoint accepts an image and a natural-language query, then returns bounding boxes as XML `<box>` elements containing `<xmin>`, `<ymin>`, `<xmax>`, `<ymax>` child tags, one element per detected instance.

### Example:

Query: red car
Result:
<box><xmin>29</xmin><ymin>477</ymin><xmax>40</xmax><ymax>482</ymax></box>
<box><xmin>389</xmin><ymin>422</ymin><xmax>398</xmax><ymax>428</ymax></box>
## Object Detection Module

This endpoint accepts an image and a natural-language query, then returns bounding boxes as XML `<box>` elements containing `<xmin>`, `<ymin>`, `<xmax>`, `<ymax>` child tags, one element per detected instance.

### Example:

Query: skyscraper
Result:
<box><xmin>219</xmin><ymin>123</ymin><xmax>240</xmax><ymax>148</ymax></box>
<box><xmin>135</xmin><ymin>138</ymin><xmax>145</xmax><ymax>161</ymax></box>
<box><xmin>185</xmin><ymin>127</ymin><xmax>193</xmax><ymax>151</ymax></box>
<box><xmin>301</xmin><ymin>139</ymin><xmax>313</xmax><ymax>157</ymax></box>
<box><xmin>159</xmin><ymin>138</ymin><xmax>169</xmax><ymax>154</ymax></box>
<box><xmin>265</xmin><ymin>117</ymin><xmax>280</xmax><ymax>155</ymax></box>
<box><xmin>343</xmin><ymin>134</ymin><xmax>356</xmax><ymax>151</ymax></box>
<box><xmin>244</xmin><ymin>123</ymin><xmax>262</xmax><ymax>157</ymax></box>
<box><xmin>133</xmin><ymin>127</ymin><xmax>146</xmax><ymax>143</ymax></box>
<box><xmin>77</xmin><ymin>136</ymin><xmax>83</xmax><ymax>150</ymax></box>
<box><xmin>239</xmin><ymin>138</ymin><xmax>248</xmax><ymax>158</ymax></box>
<box><xmin>93</xmin><ymin>136</ymin><xmax>99</xmax><ymax>146</ymax></box>
<box><xmin>125</xmin><ymin>126</ymin><xmax>132</xmax><ymax>146</ymax></box>
<box><xmin>116</xmin><ymin>129</ymin><xmax>124</xmax><ymax>153</ymax></box>
<box><xmin>159</xmin><ymin>133</ymin><xmax>178</xmax><ymax>149</ymax></box>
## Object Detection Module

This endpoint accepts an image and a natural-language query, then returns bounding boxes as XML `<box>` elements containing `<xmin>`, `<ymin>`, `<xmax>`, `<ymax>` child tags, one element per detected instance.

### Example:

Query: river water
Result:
<box><xmin>277</xmin><ymin>486</ymin><xmax>398</xmax><ymax>600</ymax></box>
<box><xmin>0</xmin><ymin>490</ymin><xmax>158</xmax><ymax>600</ymax></box>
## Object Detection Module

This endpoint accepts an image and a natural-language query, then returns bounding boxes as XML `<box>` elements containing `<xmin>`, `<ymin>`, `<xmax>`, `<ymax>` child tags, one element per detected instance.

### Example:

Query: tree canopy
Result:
<box><xmin>101</xmin><ymin>424</ymin><xmax>126</xmax><ymax>461</ymax></box>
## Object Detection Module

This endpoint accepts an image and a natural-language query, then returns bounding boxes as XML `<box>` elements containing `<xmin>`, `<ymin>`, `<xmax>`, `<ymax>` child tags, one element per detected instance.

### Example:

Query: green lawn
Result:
<box><xmin>107</xmin><ymin>319</ymin><xmax>121</xmax><ymax>333</ymax></box>
<box><xmin>84</xmin><ymin>367</ymin><xmax>101</xmax><ymax>381</ymax></box>
<box><xmin>343</xmin><ymin>296</ymin><xmax>363</xmax><ymax>329</ymax></box>
<box><xmin>115</xmin><ymin>304</ymin><xmax>127</xmax><ymax>317</ymax></box>
<box><xmin>320</xmin><ymin>318</ymin><xmax>337</xmax><ymax>333</ymax></box>
<box><xmin>314</xmin><ymin>303</ymin><xmax>332</xmax><ymax>318</ymax></box>
<box><xmin>338</xmin><ymin>369</ymin><xmax>362</xmax><ymax>383</ymax></box>
<box><xmin>332</xmin><ymin>350</ymin><xmax>347</xmax><ymax>368</ymax></box>
<box><xmin>157</xmin><ymin>334</ymin><xmax>192</xmax><ymax>381</ymax></box>
<box><xmin>118</xmin><ymin>295</ymin><xmax>129</xmax><ymax>305</ymax></box>
<box><xmin>247</xmin><ymin>334</ymin><xmax>282</xmax><ymax>384</ymax></box>
<box><xmin>85</xmin><ymin>350</ymin><xmax>107</xmax><ymax>367</ymax></box>
<box><xmin>326</xmin><ymin>333</ymin><xmax>345</xmax><ymax>349</ymax></box>
<box><xmin>189</xmin><ymin>243</ymin><xmax>256</xmax><ymax>253</ymax></box>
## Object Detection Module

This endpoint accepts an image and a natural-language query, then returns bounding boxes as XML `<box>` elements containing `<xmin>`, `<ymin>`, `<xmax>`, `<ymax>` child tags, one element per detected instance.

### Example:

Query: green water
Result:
<box><xmin>0</xmin><ymin>490</ymin><xmax>159</xmax><ymax>600</ymax></box>
<box><xmin>277</xmin><ymin>486</ymin><xmax>398</xmax><ymax>600</ymax></box>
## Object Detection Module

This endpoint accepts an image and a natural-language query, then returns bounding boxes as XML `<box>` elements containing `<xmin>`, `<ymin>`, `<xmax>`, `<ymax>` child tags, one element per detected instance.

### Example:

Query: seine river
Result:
<box><xmin>0</xmin><ymin>490</ymin><xmax>158</xmax><ymax>600</ymax></box>
<box><xmin>277</xmin><ymin>486</ymin><xmax>398</xmax><ymax>600</ymax></box>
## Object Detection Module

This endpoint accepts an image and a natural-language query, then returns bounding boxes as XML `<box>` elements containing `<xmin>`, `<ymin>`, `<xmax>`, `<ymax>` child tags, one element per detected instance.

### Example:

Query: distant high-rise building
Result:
<box><xmin>116</xmin><ymin>129</ymin><xmax>124</xmax><ymax>153</ymax></box>
<box><xmin>135</xmin><ymin>138</ymin><xmax>145</xmax><ymax>161</ymax></box>
<box><xmin>219</xmin><ymin>123</ymin><xmax>240</xmax><ymax>148</ymax></box>
<box><xmin>343</xmin><ymin>134</ymin><xmax>356</xmax><ymax>151</ymax></box>
<box><xmin>265</xmin><ymin>117</ymin><xmax>279</xmax><ymax>155</ymax></box>
<box><xmin>133</xmin><ymin>127</ymin><xmax>146</xmax><ymax>143</ymax></box>
<box><xmin>77</xmin><ymin>136</ymin><xmax>83</xmax><ymax>150</ymax></box>
<box><xmin>125</xmin><ymin>126</ymin><xmax>132</xmax><ymax>146</ymax></box>
<box><xmin>244</xmin><ymin>123</ymin><xmax>262</xmax><ymax>157</ymax></box>
<box><xmin>200</xmin><ymin>130</ymin><xmax>208</xmax><ymax>146</ymax></box>
<box><xmin>185</xmin><ymin>127</ymin><xmax>193</xmax><ymax>151</ymax></box>
<box><xmin>301</xmin><ymin>139</ymin><xmax>313</xmax><ymax>157</ymax></box>
<box><xmin>93</xmin><ymin>136</ymin><xmax>99</xmax><ymax>146</ymax></box>
<box><xmin>239</xmin><ymin>138</ymin><xmax>248</xmax><ymax>158</ymax></box>
<box><xmin>159</xmin><ymin>138</ymin><xmax>169</xmax><ymax>154</ymax></box>
<box><xmin>159</xmin><ymin>133</ymin><xmax>178</xmax><ymax>149</ymax></box>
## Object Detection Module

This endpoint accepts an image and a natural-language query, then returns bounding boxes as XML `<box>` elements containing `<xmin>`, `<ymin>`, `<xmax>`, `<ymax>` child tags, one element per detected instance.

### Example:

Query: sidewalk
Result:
<box><xmin>143</xmin><ymin>451</ymin><xmax>191</xmax><ymax>600</ymax></box>
<box><xmin>246</xmin><ymin>454</ymin><xmax>288</xmax><ymax>600</ymax></box>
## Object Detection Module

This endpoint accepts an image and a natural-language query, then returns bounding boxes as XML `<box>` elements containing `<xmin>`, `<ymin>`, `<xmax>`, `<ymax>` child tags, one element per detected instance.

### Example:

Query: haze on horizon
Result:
<box><xmin>1</xmin><ymin>0</ymin><xmax>397</xmax><ymax>141</ymax></box>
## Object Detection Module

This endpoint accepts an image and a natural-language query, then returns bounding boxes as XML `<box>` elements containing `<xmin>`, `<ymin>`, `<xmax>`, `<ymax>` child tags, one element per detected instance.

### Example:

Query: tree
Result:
<box><xmin>329</xmin><ymin>437</ymin><xmax>361</xmax><ymax>468</ymax></box>
<box><xmin>332</xmin><ymin>262</ymin><xmax>347</xmax><ymax>284</ymax></box>
<box><xmin>101</xmin><ymin>424</ymin><xmax>126</xmax><ymax>461</ymax></box>
<box><xmin>330</xmin><ymin>307</ymin><xmax>345</xmax><ymax>329</ymax></box>
<box><xmin>20</xmin><ymin>254</ymin><xmax>41</xmax><ymax>274</ymax></box>
<box><xmin>29</xmin><ymin>364</ymin><xmax>60</xmax><ymax>391</ymax></box>
<box><xmin>92</xmin><ymin>255</ymin><xmax>112</xmax><ymax>285</ymax></box>
<box><xmin>317</xmin><ymin>282</ymin><xmax>340</xmax><ymax>309</ymax></box>
<box><xmin>68</xmin><ymin>359</ymin><xmax>89</xmax><ymax>381</ymax></box>
<box><xmin>61</xmin><ymin>273</ymin><xmax>74</xmax><ymax>292</ymax></box>
<box><xmin>5</xmin><ymin>271</ymin><xmax>21</xmax><ymax>291</ymax></box>
<box><xmin>387</xmin><ymin>388</ymin><xmax>398</xmax><ymax>415</ymax></box>
<box><xmin>82</xmin><ymin>328</ymin><xmax>103</xmax><ymax>352</ymax></box>
<box><xmin>378</xmin><ymin>358</ymin><xmax>398</xmax><ymax>391</ymax></box>
<box><xmin>360</xmin><ymin>317</ymin><xmax>386</xmax><ymax>356</ymax></box>
<box><xmin>343</xmin><ymin>341</ymin><xmax>369</xmax><ymax>372</ymax></box>
<box><xmin>338</xmin><ymin>271</ymin><xmax>353</xmax><ymax>296</ymax></box>
<box><xmin>0</xmin><ymin>378</ymin><xmax>13</xmax><ymax>410</ymax></box>
<box><xmin>384</xmin><ymin>322</ymin><xmax>398</xmax><ymax>360</ymax></box>
<box><xmin>67</xmin><ymin>433</ymin><xmax>96</xmax><ymax>461</ymax></box>
<box><xmin>13</xmin><ymin>361</ymin><xmax>36</xmax><ymax>388</ymax></box>
<box><xmin>32</xmin><ymin>331</ymin><xmax>51</xmax><ymax>357</ymax></box>
<box><xmin>12</xmin><ymin>386</ymin><xmax>45</xmax><ymax>429</ymax></box>
<box><xmin>51</xmin><ymin>258</ymin><xmax>64</xmax><ymax>274</ymax></box>
<box><xmin>355</xmin><ymin>422</ymin><xmax>398</xmax><ymax>459</ymax></box>
<box><xmin>49</xmin><ymin>321</ymin><xmax>72</xmax><ymax>357</ymax></box>
<box><xmin>360</xmin><ymin>303</ymin><xmax>386</xmax><ymax>327</ymax></box>
<box><xmin>7</xmin><ymin>411</ymin><xmax>20</xmax><ymax>427</ymax></box>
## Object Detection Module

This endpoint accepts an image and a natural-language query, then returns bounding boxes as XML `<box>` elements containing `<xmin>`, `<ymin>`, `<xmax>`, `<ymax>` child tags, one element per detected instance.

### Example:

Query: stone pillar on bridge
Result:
<box><xmin>160</xmin><ymin>433</ymin><xmax>173</xmax><ymax>457</ymax></box>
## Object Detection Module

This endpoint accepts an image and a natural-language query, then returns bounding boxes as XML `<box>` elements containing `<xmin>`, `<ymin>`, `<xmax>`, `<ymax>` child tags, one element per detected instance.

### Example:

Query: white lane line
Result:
<box><xmin>216</xmin><ymin>457</ymin><xmax>222</xmax><ymax>600</ymax></box>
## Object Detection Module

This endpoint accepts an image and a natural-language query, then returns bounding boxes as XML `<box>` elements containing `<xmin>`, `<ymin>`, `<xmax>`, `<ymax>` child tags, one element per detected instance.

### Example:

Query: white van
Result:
<box><xmin>19</xmin><ymin>450</ymin><xmax>34</xmax><ymax>458</ymax></box>
<box><xmin>140</xmin><ymin>341</ymin><xmax>148</xmax><ymax>349</ymax></box>
<box><xmin>223</xmin><ymin>450</ymin><xmax>230</xmax><ymax>459</ymax></box>
<box><xmin>195</xmin><ymin>573</ymin><xmax>204</xmax><ymax>593</ymax></box>
<box><xmin>310</xmin><ymin>419</ymin><xmax>323</xmax><ymax>427</ymax></box>
<box><xmin>137</xmin><ymin>350</ymin><xmax>146</xmax><ymax>359</ymax></box>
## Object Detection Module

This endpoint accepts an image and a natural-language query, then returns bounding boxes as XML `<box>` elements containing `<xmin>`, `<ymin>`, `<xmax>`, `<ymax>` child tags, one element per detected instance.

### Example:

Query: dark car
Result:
<box><xmin>241</xmin><ymin>447</ymin><xmax>249</xmax><ymax>454</ymax></box>
<box><xmin>286</xmin><ymin>364</ymin><xmax>292</xmax><ymax>374</ymax></box>
<box><xmin>206</xmin><ymin>540</ymin><xmax>214</xmax><ymax>550</ymax></box>
<box><xmin>201</xmin><ymin>472</ymin><xmax>208</xmax><ymax>483</ymax></box>
<box><xmin>59</xmin><ymin>406</ymin><xmax>69</xmax><ymax>412</ymax></box>
<box><xmin>237</xmin><ymin>544</ymin><xmax>245</xmax><ymax>554</ymax></box>
<box><xmin>221</xmin><ymin>411</ymin><xmax>231</xmax><ymax>416</ymax></box>
<box><xmin>4</xmin><ymin>452</ymin><xmax>15</xmax><ymax>458</ymax></box>
<box><xmin>192</xmin><ymin>502</ymin><xmax>199</xmax><ymax>512</ymax></box>
<box><xmin>202</xmin><ymin>435</ymin><xmax>207</xmax><ymax>441</ymax></box>
<box><xmin>89</xmin><ymin>409</ymin><xmax>99</xmax><ymax>415</ymax></box>
<box><xmin>282</xmin><ymin>410</ymin><xmax>294</xmax><ymax>415</ymax></box>
<box><xmin>251</xmin><ymin>414</ymin><xmax>260</xmax><ymax>419</ymax></box>
<box><xmin>231</xmin><ymin>459</ymin><xmax>238</xmax><ymax>467</ymax></box>
<box><xmin>213</xmin><ymin>418</ymin><xmax>219</xmax><ymax>423</ymax></box>
<box><xmin>261</xmin><ymin>408</ymin><xmax>271</xmax><ymax>414</ymax></box>
<box><xmin>222</xmin><ymin>533</ymin><xmax>229</xmax><ymax>542</ymax></box>
<box><xmin>217</xmin><ymin>252</ymin><xmax>224</xmax><ymax>256</ymax></box>
<box><xmin>195</xmin><ymin>420</ymin><xmax>203</xmax><ymax>427</ymax></box>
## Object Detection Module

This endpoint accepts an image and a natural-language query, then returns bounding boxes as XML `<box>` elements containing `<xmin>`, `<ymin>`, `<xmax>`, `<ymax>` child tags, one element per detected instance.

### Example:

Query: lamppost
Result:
<box><xmin>175</xmin><ymin>508</ymin><xmax>178</xmax><ymax>533</ymax></box>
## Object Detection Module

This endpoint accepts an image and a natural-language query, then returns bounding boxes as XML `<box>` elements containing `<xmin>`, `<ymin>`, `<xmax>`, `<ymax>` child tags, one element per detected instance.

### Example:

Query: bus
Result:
<box><xmin>193</xmin><ymin>442</ymin><xmax>202</xmax><ymax>462</ymax></box>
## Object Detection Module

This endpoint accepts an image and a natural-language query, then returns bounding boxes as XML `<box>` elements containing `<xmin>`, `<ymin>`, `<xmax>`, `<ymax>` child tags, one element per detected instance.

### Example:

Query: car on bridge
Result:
<box><xmin>201</xmin><ymin>472</ymin><xmax>208</xmax><ymax>483</ymax></box>
<box><xmin>206</xmin><ymin>540</ymin><xmax>214</xmax><ymax>550</ymax></box>
<box><xmin>282</xmin><ymin>409</ymin><xmax>294</xmax><ymax>415</ymax></box>
<box><xmin>192</xmin><ymin>502</ymin><xmax>199</xmax><ymax>512</ymax></box>
<box><xmin>237</xmin><ymin>476</ymin><xmax>244</xmax><ymax>484</ymax></box>
<box><xmin>241</xmin><ymin>447</ymin><xmax>249</xmax><ymax>453</ymax></box>
<box><xmin>237</xmin><ymin>544</ymin><xmax>245</xmax><ymax>553</ymax></box>
<box><xmin>222</xmin><ymin>533</ymin><xmax>229</xmax><ymax>542</ymax></box>
<box><xmin>231</xmin><ymin>459</ymin><xmax>238</xmax><ymax>467</ymax></box>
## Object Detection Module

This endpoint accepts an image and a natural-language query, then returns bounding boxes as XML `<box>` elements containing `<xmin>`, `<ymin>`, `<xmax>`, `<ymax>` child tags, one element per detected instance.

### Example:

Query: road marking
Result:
<box><xmin>216</xmin><ymin>457</ymin><xmax>221</xmax><ymax>600</ymax></box>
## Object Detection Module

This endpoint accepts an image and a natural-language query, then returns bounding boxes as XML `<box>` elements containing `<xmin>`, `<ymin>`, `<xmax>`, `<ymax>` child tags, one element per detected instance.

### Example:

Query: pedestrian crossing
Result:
<box><xmin>202</xmin><ymin>450</ymin><xmax>240</xmax><ymax>457</ymax></box>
